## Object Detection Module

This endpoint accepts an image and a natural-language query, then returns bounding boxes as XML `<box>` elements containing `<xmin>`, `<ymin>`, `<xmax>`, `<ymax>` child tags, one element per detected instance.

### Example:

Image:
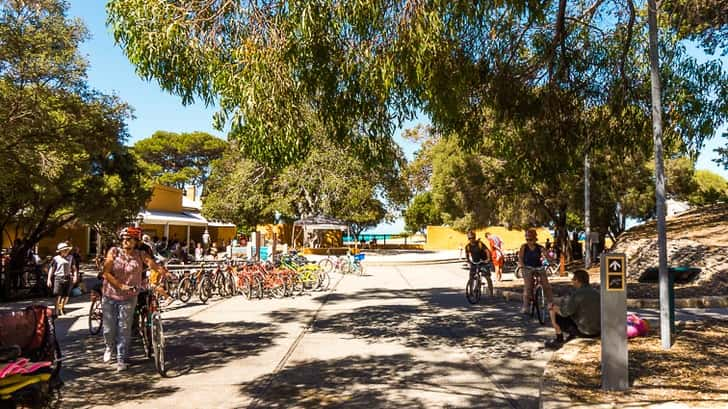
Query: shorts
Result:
<box><xmin>491</xmin><ymin>250</ymin><xmax>504</xmax><ymax>267</ymax></box>
<box><xmin>53</xmin><ymin>277</ymin><xmax>71</xmax><ymax>297</ymax></box>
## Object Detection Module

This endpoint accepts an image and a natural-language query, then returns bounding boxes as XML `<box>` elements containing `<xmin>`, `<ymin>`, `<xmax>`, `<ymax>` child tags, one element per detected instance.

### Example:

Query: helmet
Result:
<box><xmin>525</xmin><ymin>228</ymin><xmax>537</xmax><ymax>239</ymax></box>
<box><xmin>466</xmin><ymin>231</ymin><xmax>476</xmax><ymax>240</ymax></box>
<box><xmin>119</xmin><ymin>227</ymin><xmax>142</xmax><ymax>240</ymax></box>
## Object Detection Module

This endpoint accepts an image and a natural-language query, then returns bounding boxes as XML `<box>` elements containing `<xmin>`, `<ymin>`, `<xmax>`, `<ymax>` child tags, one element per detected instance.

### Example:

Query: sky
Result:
<box><xmin>68</xmin><ymin>2</ymin><xmax>726</xmax><ymax>234</ymax></box>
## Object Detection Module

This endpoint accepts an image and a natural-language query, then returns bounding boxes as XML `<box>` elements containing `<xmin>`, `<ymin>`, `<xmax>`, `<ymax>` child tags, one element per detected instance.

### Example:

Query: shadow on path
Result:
<box><xmin>245</xmin><ymin>353</ymin><xmax>511</xmax><ymax>409</ymax></box>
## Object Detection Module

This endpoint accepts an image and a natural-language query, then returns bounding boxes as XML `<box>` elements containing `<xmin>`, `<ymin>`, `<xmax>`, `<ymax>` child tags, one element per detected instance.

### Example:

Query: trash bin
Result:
<box><xmin>639</xmin><ymin>266</ymin><xmax>701</xmax><ymax>334</ymax></box>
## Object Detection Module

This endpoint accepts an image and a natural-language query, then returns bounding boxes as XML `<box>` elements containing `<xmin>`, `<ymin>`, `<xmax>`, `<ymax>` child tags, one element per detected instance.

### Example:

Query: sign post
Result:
<box><xmin>601</xmin><ymin>253</ymin><xmax>628</xmax><ymax>390</ymax></box>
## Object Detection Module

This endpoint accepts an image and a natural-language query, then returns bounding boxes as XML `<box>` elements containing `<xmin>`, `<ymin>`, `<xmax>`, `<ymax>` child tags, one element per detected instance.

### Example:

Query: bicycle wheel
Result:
<box><xmin>137</xmin><ymin>310</ymin><xmax>153</xmax><ymax>358</ymax></box>
<box><xmin>198</xmin><ymin>277</ymin><xmax>212</xmax><ymax>303</ymax></box>
<box><xmin>514</xmin><ymin>266</ymin><xmax>522</xmax><ymax>279</ymax></box>
<box><xmin>88</xmin><ymin>299</ymin><xmax>103</xmax><ymax>335</ymax></box>
<box><xmin>534</xmin><ymin>286</ymin><xmax>545</xmax><ymax>324</ymax></box>
<box><xmin>318</xmin><ymin>258</ymin><xmax>334</xmax><ymax>274</ymax></box>
<box><xmin>177</xmin><ymin>277</ymin><xmax>193</xmax><ymax>303</ymax></box>
<box><xmin>317</xmin><ymin>271</ymin><xmax>331</xmax><ymax>291</ymax></box>
<box><xmin>214</xmin><ymin>273</ymin><xmax>227</xmax><ymax>297</ymax></box>
<box><xmin>465</xmin><ymin>276</ymin><xmax>481</xmax><ymax>304</ymax></box>
<box><xmin>290</xmin><ymin>274</ymin><xmax>304</xmax><ymax>295</ymax></box>
<box><xmin>339</xmin><ymin>257</ymin><xmax>352</xmax><ymax>274</ymax></box>
<box><xmin>226</xmin><ymin>273</ymin><xmax>237</xmax><ymax>297</ymax></box>
<box><xmin>253</xmin><ymin>275</ymin><xmax>264</xmax><ymax>299</ymax></box>
<box><xmin>270</xmin><ymin>280</ymin><xmax>285</xmax><ymax>299</ymax></box>
<box><xmin>151</xmin><ymin>312</ymin><xmax>166</xmax><ymax>376</ymax></box>
<box><xmin>240</xmin><ymin>276</ymin><xmax>252</xmax><ymax>299</ymax></box>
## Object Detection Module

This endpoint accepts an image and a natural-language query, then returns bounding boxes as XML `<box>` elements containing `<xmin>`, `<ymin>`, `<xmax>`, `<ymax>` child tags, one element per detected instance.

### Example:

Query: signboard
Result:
<box><xmin>259</xmin><ymin>246</ymin><xmax>270</xmax><ymax>261</ymax></box>
<box><xmin>605</xmin><ymin>255</ymin><xmax>626</xmax><ymax>291</ymax></box>
<box><xmin>600</xmin><ymin>253</ymin><xmax>628</xmax><ymax>391</ymax></box>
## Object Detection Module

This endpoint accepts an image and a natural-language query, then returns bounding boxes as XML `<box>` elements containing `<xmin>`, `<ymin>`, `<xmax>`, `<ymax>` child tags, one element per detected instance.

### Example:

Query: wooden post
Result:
<box><xmin>560</xmin><ymin>253</ymin><xmax>566</xmax><ymax>276</ymax></box>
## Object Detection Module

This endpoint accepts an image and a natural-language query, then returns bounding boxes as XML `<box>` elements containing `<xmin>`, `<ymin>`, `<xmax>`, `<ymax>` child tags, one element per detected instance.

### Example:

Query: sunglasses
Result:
<box><xmin>526</xmin><ymin>238</ymin><xmax>536</xmax><ymax>242</ymax></box>
<box><xmin>121</xmin><ymin>236</ymin><xmax>137</xmax><ymax>242</ymax></box>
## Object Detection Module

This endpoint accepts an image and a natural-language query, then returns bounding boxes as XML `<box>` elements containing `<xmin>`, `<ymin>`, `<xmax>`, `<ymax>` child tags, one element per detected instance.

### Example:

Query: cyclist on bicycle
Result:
<box><xmin>464</xmin><ymin>230</ymin><xmax>493</xmax><ymax>296</ymax></box>
<box><xmin>518</xmin><ymin>228</ymin><xmax>554</xmax><ymax>314</ymax></box>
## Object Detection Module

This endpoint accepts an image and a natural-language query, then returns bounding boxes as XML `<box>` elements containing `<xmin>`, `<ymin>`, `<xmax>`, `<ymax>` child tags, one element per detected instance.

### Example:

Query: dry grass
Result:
<box><xmin>547</xmin><ymin>319</ymin><xmax>728</xmax><ymax>407</ymax></box>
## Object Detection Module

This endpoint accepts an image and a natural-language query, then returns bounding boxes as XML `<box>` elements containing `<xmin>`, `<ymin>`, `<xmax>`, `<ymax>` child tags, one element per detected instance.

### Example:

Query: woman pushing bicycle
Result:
<box><xmin>101</xmin><ymin>226</ymin><xmax>169</xmax><ymax>371</ymax></box>
<box><xmin>518</xmin><ymin>229</ymin><xmax>555</xmax><ymax>314</ymax></box>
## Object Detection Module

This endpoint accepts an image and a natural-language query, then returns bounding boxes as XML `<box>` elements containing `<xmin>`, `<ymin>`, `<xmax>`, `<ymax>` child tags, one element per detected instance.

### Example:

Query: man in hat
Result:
<box><xmin>46</xmin><ymin>242</ymin><xmax>77</xmax><ymax>315</ymax></box>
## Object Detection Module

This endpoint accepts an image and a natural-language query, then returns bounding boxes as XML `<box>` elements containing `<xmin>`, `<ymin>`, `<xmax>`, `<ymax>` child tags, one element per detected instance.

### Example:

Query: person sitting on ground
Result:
<box><xmin>464</xmin><ymin>230</ymin><xmax>493</xmax><ymax>296</ymax></box>
<box><xmin>545</xmin><ymin>269</ymin><xmax>601</xmax><ymax>349</ymax></box>
<box><xmin>518</xmin><ymin>228</ymin><xmax>554</xmax><ymax>314</ymax></box>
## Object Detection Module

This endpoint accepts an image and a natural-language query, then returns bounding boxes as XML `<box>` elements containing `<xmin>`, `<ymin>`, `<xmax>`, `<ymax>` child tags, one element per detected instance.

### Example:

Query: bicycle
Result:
<box><xmin>88</xmin><ymin>284</ymin><xmax>103</xmax><ymax>335</ymax></box>
<box><xmin>133</xmin><ymin>285</ymin><xmax>167</xmax><ymax>376</ymax></box>
<box><xmin>522</xmin><ymin>266</ymin><xmax>549</xmax><ymax>324</ymax></box>
<box><xmin>465</xmin><ymin>260</ymin><xmax>494</xmax><ymax>304</ymax></box>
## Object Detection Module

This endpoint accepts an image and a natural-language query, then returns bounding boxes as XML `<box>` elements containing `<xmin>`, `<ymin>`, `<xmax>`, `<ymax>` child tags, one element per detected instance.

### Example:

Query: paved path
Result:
<box><xmin>16</xmin><ymin>262</ymin><xmax>555</xmax><ymax>408</ymax></box>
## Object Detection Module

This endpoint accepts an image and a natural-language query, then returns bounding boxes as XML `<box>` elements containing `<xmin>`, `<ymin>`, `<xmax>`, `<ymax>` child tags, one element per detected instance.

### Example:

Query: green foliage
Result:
<box><xmin>665</xmin><ymin>156</ymin><xmax>698</xmax><ymax>198</ymax></box>
<box><xmin>689</xmin><ymin>170</ymin><xmax>728</xmax><ymax>205</ymax></box>
<box><xmin>202</xmin><ymin>136</ymin><xmax>408</xmax><ymax>233</ymax></box>
<box><xmin>662</xmin><ymin>0</ymin><xmax>728</xmax><ymax>55</ymax></box>
<box><xmin>404</xmin><ymin>192</ymin><xmax>442</xmax><ymax>235</ymax></box>
<box><xmin>133</xmin><ymin>130</ymin><xmax>227</xmax><ymax>189</ymax></box>
<box><xmin>201</xmin><ymin>147</ymin><xmax>273</xmax><ymax>228</ymax></box>
<box><xmin>0</xmin><ymin>0</ymin><xmax>149</xmax><ymax>279</ymax></box>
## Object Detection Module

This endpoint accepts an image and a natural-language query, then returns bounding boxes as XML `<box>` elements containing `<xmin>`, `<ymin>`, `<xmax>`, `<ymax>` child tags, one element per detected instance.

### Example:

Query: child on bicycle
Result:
<box><xmin>518</xmin><ymin>229</ymin><xmax>555</xmax><ymax>314</ymax></box>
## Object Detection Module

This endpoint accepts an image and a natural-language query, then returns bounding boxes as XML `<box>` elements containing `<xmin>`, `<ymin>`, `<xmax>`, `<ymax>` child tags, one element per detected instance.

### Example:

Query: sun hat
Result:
<box><xmin>56</xmin><ymin>242</ymin><xmax>72</xmax><ymax>253</ymax></box>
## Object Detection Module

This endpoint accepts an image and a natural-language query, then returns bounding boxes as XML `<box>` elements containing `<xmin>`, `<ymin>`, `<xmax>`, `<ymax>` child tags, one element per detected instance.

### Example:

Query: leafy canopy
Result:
<box><xmin>133</xmin><ymin>130</ymin><xmax>227</xmax><ymax>190</ymax></box>
<box><xmin>0</xmin><ymin>0</ymin><xmax>149</xmax><ymax>267</ymax></box>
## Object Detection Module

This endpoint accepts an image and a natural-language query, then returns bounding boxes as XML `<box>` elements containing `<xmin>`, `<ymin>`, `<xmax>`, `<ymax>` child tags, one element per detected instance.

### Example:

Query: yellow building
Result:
<box><xmin>2</xmin><ymin>184</ymin><xmax>237</xmax><ymax>260</ymax></box>
<box><xmin>424</xmin><ymin>225</ymin><xmax>552</xmax><ymax>251</ymax></box>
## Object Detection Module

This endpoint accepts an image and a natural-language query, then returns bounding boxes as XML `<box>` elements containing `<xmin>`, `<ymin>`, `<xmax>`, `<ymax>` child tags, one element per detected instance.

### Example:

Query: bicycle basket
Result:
<box><xmin>354</xmin><ymin>253</ymin><xmax>365</xmax><ymax>261</ymax></box>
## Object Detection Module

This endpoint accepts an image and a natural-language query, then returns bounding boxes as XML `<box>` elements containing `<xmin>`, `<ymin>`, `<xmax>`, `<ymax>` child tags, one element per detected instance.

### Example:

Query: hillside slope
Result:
<box><xmin>611</xmin><ymin>203</ymin><xmax>728</xmax><ymax>297</ymax></box>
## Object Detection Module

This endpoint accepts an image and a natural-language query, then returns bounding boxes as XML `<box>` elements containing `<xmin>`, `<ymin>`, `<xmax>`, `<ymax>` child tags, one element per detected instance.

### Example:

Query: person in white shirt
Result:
<box><xmin>46</xmin><ymin>242</ymin><xmax>77</xmax><ymax>316</ymax></box>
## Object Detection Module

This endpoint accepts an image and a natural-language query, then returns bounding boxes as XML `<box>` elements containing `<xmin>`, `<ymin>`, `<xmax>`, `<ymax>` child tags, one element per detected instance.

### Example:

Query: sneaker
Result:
<box><xmin>103</xmin><ymin>348</ymin><xmax>112</xmax><ymax>363</ymax></box>
<box><xmin>545</xmin><ymin>335</ymin><xmax>565</xmax><ymax>350</ymax></box>
<box><xmin>544</xmin><ymin>339</ymin><xmax>564</xmax><ymax>350</ymax></box>
<box><xmin>520</xmin><ymin>307</ymin><xmax>528</xmax><ymax>314</ymax></box>
<box><xmin>116</xmin><ymin>362</ymin><xmax>128</xmax><ymax>372</ymax></box>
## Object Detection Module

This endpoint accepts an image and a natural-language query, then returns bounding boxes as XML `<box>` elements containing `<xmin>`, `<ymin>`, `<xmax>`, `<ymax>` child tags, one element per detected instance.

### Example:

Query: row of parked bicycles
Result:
<box><xmin>85</xmin><ymin>252</ymin><xmax>366</xmax><ymax>377</ymax></box>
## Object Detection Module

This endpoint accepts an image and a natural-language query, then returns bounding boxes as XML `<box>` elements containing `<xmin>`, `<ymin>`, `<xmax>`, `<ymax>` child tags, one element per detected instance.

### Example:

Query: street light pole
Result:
<box><xmin>647</xmin><ymin>0</ymin><xmax>671</xmax><ymax>349</ymax></box>
<box><xmin>585</xmin><ymin>148</ymin><xmax>591</xmax><ymax>269</ymax></box>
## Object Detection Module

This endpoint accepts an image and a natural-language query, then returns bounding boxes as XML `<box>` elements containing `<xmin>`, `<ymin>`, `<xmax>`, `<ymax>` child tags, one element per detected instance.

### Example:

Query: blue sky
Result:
<box><xmin>69</xmin><ymin>2</ymin><xmax>726</xmax><ymax>233</ymax></box>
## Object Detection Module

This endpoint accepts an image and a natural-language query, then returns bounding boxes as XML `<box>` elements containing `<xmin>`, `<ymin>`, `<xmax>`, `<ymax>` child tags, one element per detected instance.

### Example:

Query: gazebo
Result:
<box><xmin>292</xmin><ymin>215</ymin><xmax>349</xmax><ymax>249</ymax></box>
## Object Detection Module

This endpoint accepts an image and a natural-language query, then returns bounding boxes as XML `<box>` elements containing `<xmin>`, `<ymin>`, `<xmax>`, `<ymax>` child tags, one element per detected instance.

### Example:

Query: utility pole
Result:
<box><xmin>585</xmin><ymin>148</ymin><xmax>591</xmax><ymax>269</ymax></box>
<box><xmin>647</xmin><ymin>0</ymin><xmax>671</xmax><ymax>349</ymax></box>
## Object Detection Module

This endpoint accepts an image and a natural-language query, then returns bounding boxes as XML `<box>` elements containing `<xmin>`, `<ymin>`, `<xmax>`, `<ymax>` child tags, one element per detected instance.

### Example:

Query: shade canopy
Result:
<box><xmin>293</xmin><ymin>215</ymin><xmax>348</xmax><ymax>231</ymax></box>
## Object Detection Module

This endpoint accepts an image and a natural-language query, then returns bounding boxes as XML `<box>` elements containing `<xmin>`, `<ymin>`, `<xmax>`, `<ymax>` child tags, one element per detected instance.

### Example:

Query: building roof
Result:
<box><xmin>138</xmin><ymin>210</ymin><xmax>209</xmax><ymax>227</ymax></box>
<box><xmin>293</xmin><ymin>215</ymin><xmax>348</xmax><ymax>230</ymax></box>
